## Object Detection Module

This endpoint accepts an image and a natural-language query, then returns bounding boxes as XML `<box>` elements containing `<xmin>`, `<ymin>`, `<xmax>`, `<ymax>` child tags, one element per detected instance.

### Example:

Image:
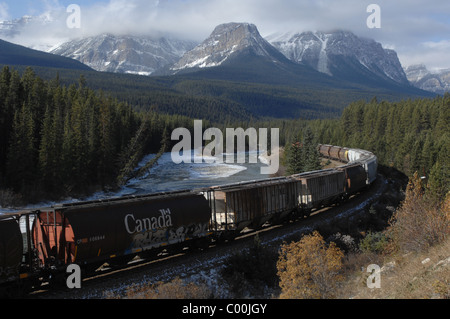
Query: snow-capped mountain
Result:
<box><xmin>0</xmin><ymin>14</ymin><xmax>65</xmax><ymax>52</ymax></box>
<box><xmin>50</xmin><ymin>34</ymin><xmax>197</xmax><ymax>75</ymax></box>
<box><xmin>405</xmin><ymin>64</ymin><xmax>450</xmax><ymax>94</ymax></box>
<box><xmin>2</xmin><ymin>14</ymin><xmax>438</xmax><ymax>93</ymax></box>
<box><xmin>170</xmin><ymin>22</ymin><xmax>286</xmax><ymax>72</ymax></box>
<box><xmin>268</xmin><ymin>30</ymin><xmax>409</xmax><ymax>85</ymax></box>
<box><xmin>0</xmin><ymin>16</ymin><xmax>40</xmax><ymax>38</ymax></box>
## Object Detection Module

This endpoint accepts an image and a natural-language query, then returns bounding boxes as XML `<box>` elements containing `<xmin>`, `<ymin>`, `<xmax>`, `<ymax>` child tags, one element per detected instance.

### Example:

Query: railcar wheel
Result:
<box><xmin>108</xmin><ymin>255</ymin><xmax>137</xmax><ymax>267</ymax></box>
<box><xmin>217</xmin><ymin>231</ymin><xmax>237</xmax><ymax>243</ymax></box>
<box><xmin>192</xmin><ymin>237</ymin><xmax>210</xmax><ymax>250</ymax></box>
<box><xmin>303</xmin><ymin>209</ymin><xmax>311</xmax><ymax>219</ymax></box>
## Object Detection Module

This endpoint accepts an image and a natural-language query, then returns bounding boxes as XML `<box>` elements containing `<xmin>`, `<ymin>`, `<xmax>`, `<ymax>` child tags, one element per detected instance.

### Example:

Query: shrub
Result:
<box><xmin>359</xmin><ymin>231</ymin><xmax>390</xmax><ymax>254</ymax></box>
<box><xmin>388</xmin><ymin>172</ymin><xmax>450</xmax><ymax>253</ymax></box>
<box><xmin>277</xmin><ymin>231</ymin><xmax>344</xmax><ymax>299</ymax></box>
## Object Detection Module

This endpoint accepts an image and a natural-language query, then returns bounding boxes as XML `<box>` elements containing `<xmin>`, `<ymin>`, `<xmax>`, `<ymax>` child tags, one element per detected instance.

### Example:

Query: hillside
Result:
<box><xmin>6</xmin><ymin>61</ymin><xmax>434</xmax><ymax>125</ymax></box>
<box><xmin>0</xmin><ymin>39</ymin><xmax>92</xmax><ymax>71</ymax></box>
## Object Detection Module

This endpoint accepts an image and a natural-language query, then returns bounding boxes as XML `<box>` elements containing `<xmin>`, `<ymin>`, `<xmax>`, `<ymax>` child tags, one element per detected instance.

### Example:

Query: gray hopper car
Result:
<box><xmin>206</xmin><ymin>177</ymin><xmax>299</xmax><ymax>233</ymax></box>
<box><xmin>292</xmin><ymin>169</ymin><xmax>346</xmax><ymax>210</ymax></box>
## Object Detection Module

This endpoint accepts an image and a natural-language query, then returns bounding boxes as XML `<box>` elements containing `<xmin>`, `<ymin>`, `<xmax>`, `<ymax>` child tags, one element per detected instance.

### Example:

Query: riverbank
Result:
<box><xmin>0</xmin><ymin>150</ymin><xmax>274</xmax><ymax>213</ymax></box>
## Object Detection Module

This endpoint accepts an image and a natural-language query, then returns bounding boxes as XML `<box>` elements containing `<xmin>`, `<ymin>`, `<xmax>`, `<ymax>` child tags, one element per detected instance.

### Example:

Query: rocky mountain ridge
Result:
<box><xmin>404</xmin><ymin>64</ymin><xmax>450</xmax><ymax>94</ymax></box>
<box><xmin>50</xmin><ymin>33</ymin><xmax>197</xmax><ymax>75</ymax></box>
<box><xmin>2</xmin><ymin>16</ymin><xmax>446</xmax><ymax>93</ymax></box>
<box><xmin>268</xmin><ymin>30</ymin><xmax>409</xmax><ymax>85</ymax></box>
<box><xmin>170</xmin><ymin>22</ymin><xmax>285</xmax><ymax>72</ymax></box>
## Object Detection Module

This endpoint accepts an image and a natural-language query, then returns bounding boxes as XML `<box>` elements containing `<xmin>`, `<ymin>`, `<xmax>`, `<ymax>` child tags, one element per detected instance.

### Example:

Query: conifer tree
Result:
<box><xmin>286</xmin><ymin>140</ymin><xmax>303</xmax><ymax>175</ymax></box>
<box><xmin>6</xmin><ymin>102</ymin><xmax>36</xmax><ymax>192</ymax></box>
<box><xmin>303</xmin><ymin>127</ymin><xmax>321</xmax><ymax>172</ymax></box>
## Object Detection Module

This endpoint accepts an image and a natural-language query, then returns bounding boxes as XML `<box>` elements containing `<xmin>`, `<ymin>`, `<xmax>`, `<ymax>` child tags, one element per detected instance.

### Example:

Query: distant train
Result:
<box><xmin>0</xmin><ymin>144</ymin><xmax>377</xmax><ymax>296</ymax></box>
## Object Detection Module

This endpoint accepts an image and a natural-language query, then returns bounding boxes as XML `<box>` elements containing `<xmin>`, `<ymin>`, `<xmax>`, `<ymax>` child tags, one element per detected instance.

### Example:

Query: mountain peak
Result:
<box><xmin>269</xmin><ymin>30</ymin><xmax>409</xmax><ymax>85</ymax></box>
<box><xmin>405</xmin><ymin>64</ymin><xmax>450</xmax><ymax>94</ymax></box>
<box><xmin>211</xmin><ymin>22</ymin><xmax>257</xmax><ymax>34</ymax></box>
<box><xmin>170</xmin><ymin>22</ymin><xmax>281</xmax><ymax>71</ymax></box>
<box><xmin>50</xmin><ymin>33</ymin><xmax>197</xmax><ymax>75</ymax></box>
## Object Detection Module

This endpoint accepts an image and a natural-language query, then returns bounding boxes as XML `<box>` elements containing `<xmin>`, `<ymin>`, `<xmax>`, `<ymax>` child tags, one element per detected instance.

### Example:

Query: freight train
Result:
<box><xmin>0</xmin><ymin>144</ymin><xmax>377</xmax><ymax>296</ymax></box>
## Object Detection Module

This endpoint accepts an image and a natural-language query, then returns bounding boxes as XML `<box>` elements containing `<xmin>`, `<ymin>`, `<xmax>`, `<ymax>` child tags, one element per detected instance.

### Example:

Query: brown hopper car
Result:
<box><xmin>32</xmin><ymin>192</ymin><xmax>211</xmax><ymax>267</ymax></box>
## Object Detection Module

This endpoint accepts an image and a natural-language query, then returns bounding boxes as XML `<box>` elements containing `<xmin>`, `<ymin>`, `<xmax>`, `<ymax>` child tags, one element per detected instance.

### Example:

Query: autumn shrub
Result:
<box><xmin>277</xmin><ymin>231</ymin><xmax>345</xmax><ymax>299</ymax></box>
<box><xmin>388</xmin><ymin>172</ymin><xmax>450</xmax><ymax>253</ymax></box>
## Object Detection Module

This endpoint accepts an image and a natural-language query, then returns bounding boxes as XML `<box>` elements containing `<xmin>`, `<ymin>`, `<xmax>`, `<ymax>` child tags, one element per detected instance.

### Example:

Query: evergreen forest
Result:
<box><xmin>281</xmin><ymin>95</ymin><xmax>449</xmax><ymax>202</ymax></box>
<box><xmin>0</xmin><ymin>67</ymin><xmax>194</xmax><ymax>202</ymax></box>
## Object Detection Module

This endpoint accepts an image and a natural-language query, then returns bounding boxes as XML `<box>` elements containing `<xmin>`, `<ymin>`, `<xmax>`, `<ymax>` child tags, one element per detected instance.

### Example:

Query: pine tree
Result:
<box><xmin>6</xmin><ymin>102</ymin><xmax>36</xmax><ymax>192</ymax></box>
<box><xmin>0</xmin><ymin>67</ymin><xmax>12</xmax><ymax>181</ymax></box>
<box><xmin>286</xmin><ymin>140</ymin><xmax>303</xmax><ymax>175</ymax></box>
<box><xmin>98</xmin><ymin>98</ymin><xmax>115</xmax><ymax>185</ymax></box>
<box><xmin>38</xmin><ymin>105</ymin><xmax>54</xmax><ymax>190</ymax></box>
<box><xmin>303</xmin><ymin>127</ymin><xmax>321</xmax><ymax>172</ymax></box>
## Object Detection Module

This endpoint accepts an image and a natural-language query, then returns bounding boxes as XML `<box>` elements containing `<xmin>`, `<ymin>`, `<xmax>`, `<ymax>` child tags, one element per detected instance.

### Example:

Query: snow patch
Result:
<box><xmin>317</xmin><ymin>35</ymin><xmax>331</xmax><ymax>75</ymax></box>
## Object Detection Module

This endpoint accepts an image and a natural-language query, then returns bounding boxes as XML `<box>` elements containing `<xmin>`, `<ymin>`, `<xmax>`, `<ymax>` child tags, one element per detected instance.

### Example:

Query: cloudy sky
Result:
<box><xmin>1</xmin><ymin>0</ymin><xmax>449</xmax><ymax>71</ymax></box>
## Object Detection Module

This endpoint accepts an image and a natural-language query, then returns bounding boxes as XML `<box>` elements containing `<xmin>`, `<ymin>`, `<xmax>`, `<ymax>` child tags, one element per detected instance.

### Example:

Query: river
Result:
<box><xmin>120</xmin><ymin>150</ymin><xmax>271</xmax><ymax>195</ymax></box>
<box><xmin>0</xmin><ymin>150</ymin><xmax>272</xmax><ymax>212</ymax></box>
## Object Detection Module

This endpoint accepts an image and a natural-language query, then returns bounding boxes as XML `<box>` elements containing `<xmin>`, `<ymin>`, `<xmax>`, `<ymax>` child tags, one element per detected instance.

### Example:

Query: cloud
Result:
<box><xmin>0</xmin><ymin>2</ymin><xmax>10</xmax><ymax>21</ymax></box>
<box><xmin>2</xmin><ymin>0</ymin><xmax>450</xmax><ymax>70</ymax></box>
<box><xmin>402</xmin><ymin>40</ymin><xmax>450</xmax><ymax>72</ymax></box>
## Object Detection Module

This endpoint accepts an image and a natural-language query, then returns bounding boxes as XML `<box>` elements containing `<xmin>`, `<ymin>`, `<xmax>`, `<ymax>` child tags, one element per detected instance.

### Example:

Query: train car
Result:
<box><xmin>338</xmin><ymin>164</ymin><xmax>367</xmax><ymax>195</ymax></box>
<box><xmin>291</xmin><ymin>169</ymin><xmax>346</xmax><ymax>211</ymax></box>
<box><xmin>0</xmin><ymin>216</ymin><xmax>23</xmax><ymax>286</ymax></box>
<box><xmin>329</xmin><ymin>146</ymin><xmax>342</xmax><ymax>160</ymax></box>
<box><xmin>31</xmin><ymin>191</ymin><xmax>212</xmax><ymax>269</ymax></box>
<box><xmin>363</xmin><ymin>155</ymin><xmax>378</xmax><ymax>184</ymax></box>
<box><xmin>319</xmin><ymin>144</ymin><xmax>332</xmax><ymax>158</ymax></box>
<box><xmin>338</xmin><ymin>147</ymin><xmax>349</xmax><ymax>162</ymax></box>
<box><xmin>347</xmin><ymin>148</ymin><xmax>378</xmax><ymax>184</ymax></box>
<box><xmin>347</xmin><ymin>148</ymin><xmax>367</xmax><ymax>163</ymax></box>
<box><xmin>205</xmin><ymin>177</ymin><xmax>299</xmax><ymax>233</ymax></box>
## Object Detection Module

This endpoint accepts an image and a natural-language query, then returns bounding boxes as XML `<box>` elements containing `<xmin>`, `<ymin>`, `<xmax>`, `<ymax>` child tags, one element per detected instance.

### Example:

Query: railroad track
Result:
<box><xmin>32</xmin><ymin>174</ymin><xmax>387</xmax><ymax>299</ymax></box>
